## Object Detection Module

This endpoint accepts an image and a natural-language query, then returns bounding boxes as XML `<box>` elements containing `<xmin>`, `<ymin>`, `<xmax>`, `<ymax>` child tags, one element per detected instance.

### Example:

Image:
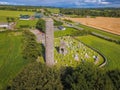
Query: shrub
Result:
<box><xmin>36</xmin><ymin>19</ymin><xmax>45</xmax><ymax>32</ymax></box>
<box><xmin>7</xmin><ymin>62</ymin><xmax>63</xmax><ymax>90</ymax></box>
<box><xmin>22</xmin><ymin>30</ymin><xmax>42</xmax><ymax>61</ymax></box>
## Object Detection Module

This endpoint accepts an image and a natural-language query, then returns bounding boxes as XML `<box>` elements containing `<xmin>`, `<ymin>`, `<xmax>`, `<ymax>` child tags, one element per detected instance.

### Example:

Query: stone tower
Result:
<box><xmin>45</xmin><ymin>18</ymin><xmax>54</xmax><ymax>66</ymax></box>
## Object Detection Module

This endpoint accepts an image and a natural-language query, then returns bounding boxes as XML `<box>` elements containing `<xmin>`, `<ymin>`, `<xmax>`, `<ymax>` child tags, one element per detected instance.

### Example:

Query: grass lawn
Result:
<box><xmin>0</xmin><ymin>10</ymin><xmax>34</xmax><ymax>22</ymax></box>
<box><xmin>16</xmin><ymin>20</ymin><xmax>38</xmax><ymax>29</ymax></box>
<box><xmin>77</xmin><ymin>35</ymin><xmax>120</xmax><ymax>70</ymax></box>
<box><xmin>0</xmin><ymin>31</ymin><xmax>29</xmax><ymax>89</ymax></box>
<box><xmin>78</xmin><ymin>24</ymin><xmax>120</xmax><ymax>40</ymax></box>
<box><xmin>54</xmin><ymin>27</ymin><xmax>86</xmax><ymax>38</ymax></box>
<box><xmin>54</xmin><ymin>36</ymin><xmax>104</xmax><ymax>68</ymax></box>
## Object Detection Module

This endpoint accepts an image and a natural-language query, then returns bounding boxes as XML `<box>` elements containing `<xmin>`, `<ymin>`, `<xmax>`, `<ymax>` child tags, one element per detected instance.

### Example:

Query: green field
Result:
<box><xmin>54</xmin><ymin>27</ymin><xmax>77</xmax><ymax>37</ymax></box>
<box><xmin>77</xmin><ymin>35</ymin><xmax>120</xmax><ymax>70</ymax></box>
<box><xmin>78</xmin><ymin>24</ymin><xmax>120</xmax><ymax>40</ymax></box>
<box><xmin>0</xmin><ymin>31</ymin><xmax>29</xmax><ymax>89</ymax></box>
<box><xmin>0</xmin><ymin>10</ymin><xmax>34</xmax><ymax>22</ymax></box>
<box><xmin>47</xmin><ymin>8</ymin><xmax>60</xmax><ymax>13</ymax></box>
<box><xmin>16</xmin><ymin>20</ymin><xmax>38</xmax><ymax>29</ymax></box>
<box><xmin>0</xmin><ymin>10</ymin><xmax>38</xmax><ymax>29</ymax></box>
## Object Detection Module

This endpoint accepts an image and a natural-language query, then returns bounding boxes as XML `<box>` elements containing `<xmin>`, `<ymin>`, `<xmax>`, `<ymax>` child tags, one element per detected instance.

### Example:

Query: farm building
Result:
<box><xmin>19</xmin><ymin>15</ymin><xmax>30</xmax><ymax>20</ymax></box>
<box><xmin>0</xmin><ymin>23</ymin><xmax>9</xmax><ymax>28</ymax></box>
<box><xmin>34</xmin><ymin>13</ymin><xmax>43</xmax><ymax>18</ymax></box>
<box><xmin>58</xmin><ymin>26</ymin><xmax>66</xmax><ymax>30</ymax></box>
<box><xmin>0</xmin><ymin>23</ymin><xmax>14</xmax><ymax>29</ymax></box>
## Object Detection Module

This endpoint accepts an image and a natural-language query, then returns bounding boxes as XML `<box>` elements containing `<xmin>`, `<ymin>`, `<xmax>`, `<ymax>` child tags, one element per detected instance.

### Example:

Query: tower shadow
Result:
<box><xmin>55</xmin><ymin>46</ymin><xmax>59</xmax><ymax>53</ymax></box>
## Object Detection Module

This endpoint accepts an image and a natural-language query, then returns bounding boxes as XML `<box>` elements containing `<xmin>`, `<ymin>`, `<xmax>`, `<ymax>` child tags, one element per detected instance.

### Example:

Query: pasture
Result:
<box><xmin>0</xmin><ymin>10</ymin><xmax>34</xmax><ymax>22</ymax></box>
<box><xmin>0</xmin><ymin>31</ymin><xmax>29</xmax><ymax>89</ymax></box>
<box><xmin>77</xmin><ymin>35</ymin><xmax>120</xmax><ymax>70</ymax></box>
<box><xmin>16</xmin><ymin>20</ymin><xmax>38</xmax><ymax>29</ymax></box>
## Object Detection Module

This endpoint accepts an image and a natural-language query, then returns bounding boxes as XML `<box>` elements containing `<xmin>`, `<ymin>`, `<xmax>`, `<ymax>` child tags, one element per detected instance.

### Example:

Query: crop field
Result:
<box><xmin>67</xmin><ymin>17</ymin><xmax>120</xmax><ymax>35</ymax></box>
<box><xmin>77</xmin><ymin>35</ymin><xmax>120</xmax><ymax>70</ymax></box>
<box><xmin>0</xmin><ymin>31</ymin><xmax>29</xmax><ymax>89</ymax></box>
<box><xmin>0</xmin><ymin>10</ymin><xmax>34</xmax><ymax>22</ymax></box>
<box><xmin>54</xmin><ymin>36</ymin><xmax>104</xmax><ymax>68</ymax></box>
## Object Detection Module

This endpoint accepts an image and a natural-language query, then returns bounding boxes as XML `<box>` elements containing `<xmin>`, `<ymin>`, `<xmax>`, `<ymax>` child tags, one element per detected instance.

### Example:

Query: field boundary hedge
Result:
<box><xmin>91</xmin><ymin>32</ymin><xmax>120</xmax><ymax>44</ymax></box>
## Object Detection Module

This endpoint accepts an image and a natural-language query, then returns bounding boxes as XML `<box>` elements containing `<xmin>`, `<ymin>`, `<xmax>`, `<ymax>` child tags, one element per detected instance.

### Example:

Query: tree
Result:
<box><xmin>61</xmin><ymin>63</ymin><xmax>113</xmax><ymax>90</ymax></box>
<box><xmin>22</xmin><ymin>30</ymin><xmax>42</xmax><ymax>61</ymax></box>
<box><xmin>36</xmin><ymin>19</ymin><xmax>45</xmax><ymax>32</ymax></box>
<box><xmin>54</xmin><ymin>19</ymin><xmax>63</xmax><ymax>26</ymax></box>
<box><xmin>107</xmin><ymin>69</ymin><xmax>120</xmax><ymax>89</ymax></box>
<box><xmin>11</xmin><ymin>17</ymin><xmax>15</xmax><ymax>23</ymax></box>
<box><xmin>7</xmin><ymin>62</ymin><xmax>63</xmax><ymax>90</ymax></box>
<box><xmin>6</xmin><ymin>17</ymin><xmax>11</xmax><ymax>25</ymax></box>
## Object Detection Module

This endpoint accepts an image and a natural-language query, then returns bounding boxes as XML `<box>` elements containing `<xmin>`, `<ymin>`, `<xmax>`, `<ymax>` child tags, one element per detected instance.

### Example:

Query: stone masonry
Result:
<box><xmin>45</xmin><ymin>18</ymin><xmax>54</xmax><ymax>66</ymax></box>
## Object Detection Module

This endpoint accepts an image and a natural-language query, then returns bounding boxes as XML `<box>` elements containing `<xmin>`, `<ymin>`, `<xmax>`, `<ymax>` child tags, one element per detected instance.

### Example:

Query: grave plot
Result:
<box><xmin>54</xmin><ymin>36</ymin><xmax>104</xmax><ymax>67</ymax></box>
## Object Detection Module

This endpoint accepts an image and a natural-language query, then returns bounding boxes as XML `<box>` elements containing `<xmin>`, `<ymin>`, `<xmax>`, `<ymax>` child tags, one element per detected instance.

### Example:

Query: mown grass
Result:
<box><xmin>0</xmin><ymin>31</ymin><xmax>29</xmax><ymax>89</ymax></box>
<box><xmin>0</xmin><ymin>10</ymin><xmax>34</xmax><ymax>22</ymax></box>
<box><xmin>78</xmin><ymin>24</ymin><xmax>120</xmax><ymax>40</ymax></box>
<box><xmin>77</xmin><ymin>35</ymin><xmax>120</xmax><ymax>70</ymax></box>
<box><xmin>16</xmin><ymin>20</ymin><xmax>38</xmax><ymax>29</ymax></box>
<box><xmin>54</xmin><ymin>27</ymin><xmax>88</xmax><ymax>38</ymax></box>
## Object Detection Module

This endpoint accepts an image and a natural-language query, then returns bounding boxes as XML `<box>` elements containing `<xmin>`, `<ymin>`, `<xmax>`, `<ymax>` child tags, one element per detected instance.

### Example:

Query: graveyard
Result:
<box><xmin>0</xmin><ymin>6</ymin><xmax>119</xmax><ymax>89</ymax></box>
<box><xmin>54</xmin><ymin>36</ymin><xmax>104</xmax><ymax>67</ymax></box>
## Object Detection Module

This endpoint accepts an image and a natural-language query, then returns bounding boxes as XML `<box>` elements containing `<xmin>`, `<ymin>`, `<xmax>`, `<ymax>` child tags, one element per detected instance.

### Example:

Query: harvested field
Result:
<box><xmin>67</xmin><ymin>17</ymin><xmax>120</xmax><ymax>35</ymax></box>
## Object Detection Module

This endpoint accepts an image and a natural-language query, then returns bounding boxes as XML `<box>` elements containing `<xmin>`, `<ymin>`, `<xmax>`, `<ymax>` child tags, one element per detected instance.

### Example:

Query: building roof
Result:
<box><xmin>20</xmin><ymin>15</ymin><xmax>30</xmax><ymax>19</ymax></box>
<box><xmin>58</xmin><ymin>26</ymin><xmax>65</xmax><ymax>30</ymax></box>
<box><xmin>34</xmin><ymin>13</ymin><xmax>43</xmax><ymax>18</ymax></box>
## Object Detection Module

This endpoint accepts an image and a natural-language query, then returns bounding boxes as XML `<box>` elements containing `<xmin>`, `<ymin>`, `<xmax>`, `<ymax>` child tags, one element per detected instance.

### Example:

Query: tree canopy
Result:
<box><xmin>7</xmin><ymin>62</ymin><xmax>63</xmax><ymax>90</ymax></box>
<box><xmin>36</xmin><ymin>19</ymin><xmax>45</xmax><ymax>33</ymax></box>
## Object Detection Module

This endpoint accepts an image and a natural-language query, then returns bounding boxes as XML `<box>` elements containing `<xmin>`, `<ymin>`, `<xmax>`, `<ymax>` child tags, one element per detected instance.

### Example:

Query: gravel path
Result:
<box><xmin>30</xmin><ymin>29</ymin><xmax>45</xmax><ymax>45</ymax></box>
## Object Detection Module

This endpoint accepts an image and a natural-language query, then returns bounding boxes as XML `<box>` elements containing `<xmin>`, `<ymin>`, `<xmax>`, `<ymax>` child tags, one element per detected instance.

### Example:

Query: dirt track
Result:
<box><xmin>67</xmin><ymin>17</ymin><xmax>120</xmax><ymax>35</ymax></box>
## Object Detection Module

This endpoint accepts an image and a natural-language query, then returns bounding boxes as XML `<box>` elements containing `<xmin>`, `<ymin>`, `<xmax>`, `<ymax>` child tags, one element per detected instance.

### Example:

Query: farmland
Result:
<box><xmin>0</xmin><ymin>31</ymin><xmax>29</xmax><ymax>89</ymax></box>
<box><xmin>16</xmin><ymin>20</ymin><xmax>37</xmax><ymax>29</ymax></box>
<box><xmin>77</xmin><ymin>35</ymin><xmax>120</xmax><ymax>70</ymax></box>
<box><xmin>46</xmin><ymin>8</ymin><xmax>60</xmax><ymax>13</ymax></box>
<box><xmin>78</xmin><ymin>24</ymin><xmax>120</xmax><ymax>41</ymax></box>
<box><xmin>67</xmin><ymin>17</ymin><xmax>120</xmax><ymax>35</ymax></box>
<box><xmin>0</xmin><ymin>8</ymin><xmax>120</xmax><ymax>89</ymax></box>
<box><xmin>0</xmin><ymin>10</ymin><xmax>34</xmax><ymax>22</ymax></box>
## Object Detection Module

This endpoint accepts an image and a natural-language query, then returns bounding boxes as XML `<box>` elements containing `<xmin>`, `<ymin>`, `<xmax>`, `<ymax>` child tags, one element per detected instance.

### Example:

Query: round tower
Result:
<box><xmin>45</xmin><ymin>18</ymin><xmax>54</xmax><ymax>66</ymax></box>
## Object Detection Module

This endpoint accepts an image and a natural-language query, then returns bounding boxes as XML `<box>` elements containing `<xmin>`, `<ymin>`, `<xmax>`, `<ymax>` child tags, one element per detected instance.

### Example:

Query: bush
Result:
<box><xmin>22</xmin><ymin>30</ymin><xmax>42</xmax><ymax>61</ymax></box>
<box><xmin>54</xmin><ymin>27</ymin><xmax>90</xmax><ymax>38</ymax></box>
<box><xmin>36</xmin><ymin>19</ymin><xmax>45</xmax><ymax>32</ymax></box>
<box><xmin>91</xmin><ymin>32</ymin><xmax>120</xmax><ymax>45</ymax></box>
<box><xmin>7</xmin><ymin>62</ymin><xmax>63</xmax><ymax>90</ymax></box>
<box><xmin>54</xmin><ymin>19</ymin><xmax>63</xmax><ymax>26</ymax></box>
<box><xmin>61</xmin><ymin>63</ymin><xmax>114</xmax><ymax>90</ymax></box>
